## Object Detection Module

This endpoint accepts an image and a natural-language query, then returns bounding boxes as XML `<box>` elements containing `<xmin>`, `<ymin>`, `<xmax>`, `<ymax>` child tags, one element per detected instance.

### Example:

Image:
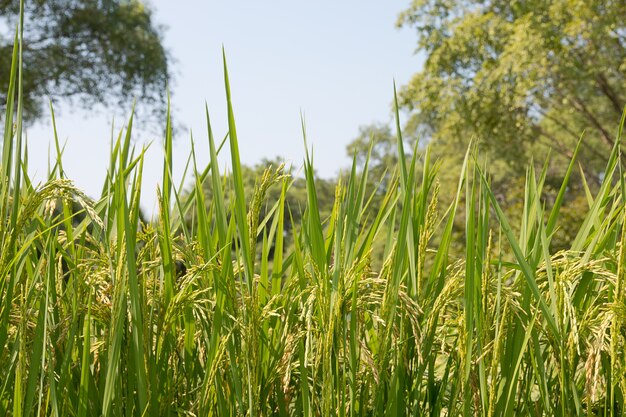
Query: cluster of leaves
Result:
<box><xmin>397</xmin><ymin>0</ymin><xmax>625</xmax><ymax>169</ymax></box>
<box><xmin>184</xmin><ymin>155</ymin><xmax>336</xmax><ymax>261</ymax></box>
<box><xmin>0</xmin><ymin>0</ymin><xmax>170</xmax><ymax>120</ymax></box>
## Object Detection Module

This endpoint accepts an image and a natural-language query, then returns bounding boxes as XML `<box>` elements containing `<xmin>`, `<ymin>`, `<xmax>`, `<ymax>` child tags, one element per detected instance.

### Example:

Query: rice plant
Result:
<box><xmin>0</xmin><ymin>4</ymin><xmax>625</xmax><ymax>416</ymax></box>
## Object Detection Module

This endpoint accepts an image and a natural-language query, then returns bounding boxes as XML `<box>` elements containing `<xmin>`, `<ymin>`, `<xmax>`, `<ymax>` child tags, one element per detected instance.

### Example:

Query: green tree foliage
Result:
<box><xmin>0</xmin><ymin>0</ymin><xmax>170</xmax><ymax>120</ymax></box>
<box><xmin>346</xmin><ymin>122</ymin><xmax>417</xmax><ymax>193</ymax></box>
<box><xmin>397</xmin><ymin>0</ymin><xmax>625</xmax><ymax>182</ymax></box>
<box><xmin>342</xmin><ymin>0</ymin><xmax>625</xmax><ymax>248</ymax></box>
<box><xmin>186</xmin><ymin>157</ymin><xmax>336</xmax><ymax>259</ymax></box>
<box><xmin>347</xmin><ymin>124</ymin><xmax>399</xmax><ymax>180</ymax></box>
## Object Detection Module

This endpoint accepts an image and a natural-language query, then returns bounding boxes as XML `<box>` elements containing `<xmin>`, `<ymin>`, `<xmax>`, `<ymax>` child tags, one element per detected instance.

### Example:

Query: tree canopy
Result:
<box><xmin>341</xmin><ymin>0</ymin><xmax>626</xmax><ymax>249</ymax></box>
<box><xmin>396</xmin><ymin>0</ymin><xmax>625</xmax><ymax>180</ymax></box>
<box><xmin>0</xmin><ymin>0</ymin><xmax>170</xmax><ymax>120</ymax></box>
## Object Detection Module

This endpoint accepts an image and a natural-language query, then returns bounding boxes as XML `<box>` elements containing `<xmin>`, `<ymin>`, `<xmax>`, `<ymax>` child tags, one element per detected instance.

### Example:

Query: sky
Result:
<box><xmin>25</xmin><ymin>0</ymin><xmax>422</xmax><ymax>216</ymax></box>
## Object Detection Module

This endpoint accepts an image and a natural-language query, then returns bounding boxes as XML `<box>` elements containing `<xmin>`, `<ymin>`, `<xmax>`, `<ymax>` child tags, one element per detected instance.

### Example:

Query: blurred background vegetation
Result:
<box><xmin>185</xmin><ymin>0</ymin><xmax>626</xmax><ymax>263</ymax></box>
<box><xmin>0</xmin><ymin>0</ymin><xmax>169</xmax><ymax>121</ymax></box>
<box><xmin>1</xmin><ymin>0</ymin><xmax>624</xmax><ymax>256</ymax></box>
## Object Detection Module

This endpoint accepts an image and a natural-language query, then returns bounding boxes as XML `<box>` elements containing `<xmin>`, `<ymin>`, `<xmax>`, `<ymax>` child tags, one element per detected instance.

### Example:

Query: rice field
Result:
<box><xmin>1</xmin><ymin>8</ymin><xmax>626</xmax><ymax>417</ymax></box>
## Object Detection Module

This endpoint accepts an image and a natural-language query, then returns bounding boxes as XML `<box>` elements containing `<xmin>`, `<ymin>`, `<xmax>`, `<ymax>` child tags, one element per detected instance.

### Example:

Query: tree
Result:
<box><xmin>372</xmin><ymin>0</ymin><xmax>626</xmax><ymax>247</ymax></box>
<box><xmin>0</xmin><ymin>0</ymin><xmax>170</xmax><ymax>120</ymax></box>
<box><xmin>397</xmin><ymin>0</ymin><xmax>625</xmax><ymax>183</ymax></box>
<box><xmin>346</xmin><ymin>123</ymin><xmax>401</xmax><ymax>185</ymax></box>
<box><xmin>185</xmin><ymin>157</ymin><xmax>337</xmax><ymax>261</ymax></box>
<box><xmin>345</xmin><ymin>122</ymin><xmax>415</xmax><ymax>217</ymax></box>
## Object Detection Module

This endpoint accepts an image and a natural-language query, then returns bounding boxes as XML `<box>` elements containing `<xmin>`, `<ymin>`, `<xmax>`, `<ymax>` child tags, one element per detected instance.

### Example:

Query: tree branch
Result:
<box><xmin>595</xmin><ymin>73</ymin><xmax>624</xmax><ymax>116</ymax></box>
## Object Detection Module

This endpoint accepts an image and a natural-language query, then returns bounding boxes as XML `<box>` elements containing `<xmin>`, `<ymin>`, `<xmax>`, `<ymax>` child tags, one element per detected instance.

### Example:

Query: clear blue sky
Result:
<box><xmin>26</xmin><ymin>0</ymin><xmax>422</xmax><ymax>215</ymax></box>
